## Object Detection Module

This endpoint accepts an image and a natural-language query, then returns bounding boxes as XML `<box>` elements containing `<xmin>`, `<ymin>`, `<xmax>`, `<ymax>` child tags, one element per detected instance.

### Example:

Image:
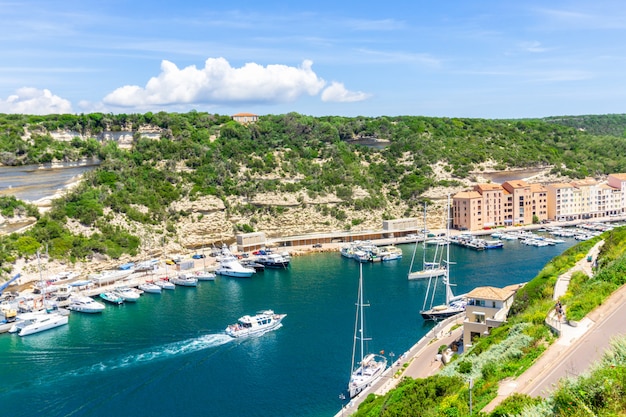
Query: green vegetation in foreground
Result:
<box><xmin>351</xmin><ymin>227</ymin><xmax>626</xmax><ymax>416</ymax></box>
<box><xmin>2</xmin><ymin>112</ymin><xmax>626</xmax><ymax>275</ymax></box>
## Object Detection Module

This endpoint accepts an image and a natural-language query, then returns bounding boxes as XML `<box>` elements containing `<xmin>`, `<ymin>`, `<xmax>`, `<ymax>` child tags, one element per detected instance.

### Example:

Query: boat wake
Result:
<box><xmin>71</xmin><ymin>333</ymin><xmax>233</xmax><ymax>376</ymax></box>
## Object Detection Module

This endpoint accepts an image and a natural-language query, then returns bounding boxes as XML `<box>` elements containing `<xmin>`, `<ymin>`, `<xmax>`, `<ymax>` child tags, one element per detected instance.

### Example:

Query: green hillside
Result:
<box><xmin>1</xmin><ymin>112</ymin><xmax>626</xmax><ymax>271</ymax></box>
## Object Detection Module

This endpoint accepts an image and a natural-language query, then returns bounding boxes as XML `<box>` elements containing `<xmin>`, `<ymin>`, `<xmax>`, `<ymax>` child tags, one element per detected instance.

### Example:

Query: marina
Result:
<box><xmin>0</xmin><ymin>234</ymin><xmax>581</xmax><ymax>417</ymax></box>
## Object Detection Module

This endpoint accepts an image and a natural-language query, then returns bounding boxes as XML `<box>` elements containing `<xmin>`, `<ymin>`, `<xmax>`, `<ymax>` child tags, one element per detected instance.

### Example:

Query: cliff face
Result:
<box><xmin>4</xmin><ymin>126</ymin><xmax>574</xmax><ymax>266</ymax></box>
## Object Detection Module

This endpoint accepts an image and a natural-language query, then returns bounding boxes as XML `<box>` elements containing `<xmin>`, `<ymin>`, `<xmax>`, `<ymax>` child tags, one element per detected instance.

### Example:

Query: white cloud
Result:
<box><xmin>520</xmin><ymin>41</ymin><xmax>549</xmax><ymax>53</ymax></box>
<box><xmin>0</xmin><ymin>87</ymin><xmax>72</xmax><ymax>114</ymax></box>
<box><xmin>103</xmin><ymin>58</ymin><xmax>327</xmax><ymax>107</ymax></box>
<box><xmin>321</xmin><ymin>82</ymin><xmax>371</xmax><ymax>103</ymax></box>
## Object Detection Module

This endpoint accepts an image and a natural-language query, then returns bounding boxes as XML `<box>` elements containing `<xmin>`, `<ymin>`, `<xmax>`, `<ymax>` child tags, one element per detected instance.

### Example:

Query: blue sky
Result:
<box><xmin>1</xmin><ymin>0</ymin><xmax>625</xmax><ymax>118</ymax></box>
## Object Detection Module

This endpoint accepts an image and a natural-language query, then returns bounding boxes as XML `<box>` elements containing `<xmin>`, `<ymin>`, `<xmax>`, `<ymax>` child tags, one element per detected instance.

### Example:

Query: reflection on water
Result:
<box><xmin>0</xmin><ymin>161</ymin><xmax>99</xmax><ymax>202</ymax></box>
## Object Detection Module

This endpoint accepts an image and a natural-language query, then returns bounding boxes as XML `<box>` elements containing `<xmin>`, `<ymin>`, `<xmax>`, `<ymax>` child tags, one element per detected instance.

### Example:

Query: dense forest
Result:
<box><xmin>1</xmin><ymin>112</ymin><xmax>626</xmax><ymax>272</ymax></box>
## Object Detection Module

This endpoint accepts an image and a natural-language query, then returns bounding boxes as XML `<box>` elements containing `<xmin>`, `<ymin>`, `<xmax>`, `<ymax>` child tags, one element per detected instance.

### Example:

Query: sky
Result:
<box><xmin>0</xmin><ymin>0</ymin><xmax>625</xmax><ymax>119</ymax></box>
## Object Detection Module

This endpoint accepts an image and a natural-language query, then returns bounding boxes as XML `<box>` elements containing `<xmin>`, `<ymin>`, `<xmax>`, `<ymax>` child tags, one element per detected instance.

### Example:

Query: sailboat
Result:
<box><xmin>420</xmin><ymin>196</ymin><xmax>467</xmax><ymax>321</ymax></box>
<box><xmin>348</xmin><ymin>264</ymin><xmax>387</xmax><ymax>398</ymax></box>
<box><xmin>408</xmin><ymin>202</ymin><xmax>447</xmax><ymax>280</ymax></box>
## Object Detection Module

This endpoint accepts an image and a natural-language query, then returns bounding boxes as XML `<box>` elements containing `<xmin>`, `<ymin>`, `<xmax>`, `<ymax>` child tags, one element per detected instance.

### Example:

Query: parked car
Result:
<box><xmin>312</xmin><ymin>243</ymin><xmax>322</xmax><ymax>248</ymax></box>
<box><xmin>192</xmin><ymin>254</ymin><xmax>205</xmax><ymax>259</ymax></box>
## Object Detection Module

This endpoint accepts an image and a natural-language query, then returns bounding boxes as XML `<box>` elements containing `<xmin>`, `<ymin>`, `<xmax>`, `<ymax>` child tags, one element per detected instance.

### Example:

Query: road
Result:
<box><xmin>483</xmin><ymin>240</ymin><xmax>626</xmax><ymax>412</ymax></box>
<box><xmin>524</xmin><ymin>284</ymin><xmax>626</xmax><ymax>398</ymax></box>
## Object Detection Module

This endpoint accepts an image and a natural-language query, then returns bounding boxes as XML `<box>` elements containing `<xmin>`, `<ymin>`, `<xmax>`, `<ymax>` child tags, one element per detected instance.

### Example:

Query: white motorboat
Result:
<box><xmin>113</xmin><ymin>287</ymin><xmax>141</xmax><ymax>302</ymax></box>
<box><xmin>154</xmin><ymin>279</ymin><xmax>175</xmax><ymax>290</ymax></box>
<box><xmin>89</xmin><ymin>269</ymin><xmax>134</xmax><ymax>286</ymax></box>
<box><xmin>193</xmin><ymin>270</ymin><xmax>216</xmax><ymax>281</ymax></box>
<box><xmin>9</xmin><ymin>311</ymin><xmax>69</xmax><ymax>336</ymax></box>
<box><xmin>170</xmin><ymin>274</ymin><xmax>198</xmax><ymax>287</ymax></box>
<box><xmin>138</xmin><ymin>282</ymin><xmax>162</xmax><ymax>293</ymax></box>
<box><xmin>254</xmin><ymin>251</ymin><xmax>290</xmax><ymax>268</ymax></box>
<box><xmin>216</xmin><ymin>245</ymin><xmax>255</xmax><ymax>278</ymax></box>
<box><xmin>67</xmin><ymin>295</ymin><xmax>106</xmax><ymax>313</ymax></box>
<box><xmin>225</xmin><ymin>309</ymin><xmax>286</xmax><ymax>338</ymax></box>
<box><xmin>348</xmin><ymin>263</ymin><xmax>387</xmax><ymax>398</ymax></box>
<box><xmin>378</xmin><ymin>245</ymin><xmax>403</xmax><ymax>261</ymax></box>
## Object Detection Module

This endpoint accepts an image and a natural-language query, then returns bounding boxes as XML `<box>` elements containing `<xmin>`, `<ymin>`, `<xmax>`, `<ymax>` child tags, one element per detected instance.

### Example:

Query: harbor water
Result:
<box><xmin>0</xmin><ymin>238</ymin><xmax>576</xmax><ymax>417</ymax></box>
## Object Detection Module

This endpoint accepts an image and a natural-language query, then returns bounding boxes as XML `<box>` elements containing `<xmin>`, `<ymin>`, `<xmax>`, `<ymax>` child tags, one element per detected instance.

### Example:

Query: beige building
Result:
<box><xmin>232</xmin><ymin>113</ymin><xmax>259</xmax><ymax>124</ymax></box>
<box><xmin>463</xmin><ymin>285</ymin><xmax>520</xmax><ymax>348</ymax></box>
<box><xmin>608</xmin><ymin>173</ymin><xmax>626</xmax><ymax>212</ymax></box>
<box><xmin>452</xmin><ymin>191</ymin><xmax>483</xmax><ymax>231</ymax></box>
<box><xmin>454</xmin><ymin>173</ymin><xmax>626</xmax><ymax>229</ymax></box>
<box><xmin>546</xmin><ymin>177</ymin><xmax>623</xmax><ymax>221</ymax></box>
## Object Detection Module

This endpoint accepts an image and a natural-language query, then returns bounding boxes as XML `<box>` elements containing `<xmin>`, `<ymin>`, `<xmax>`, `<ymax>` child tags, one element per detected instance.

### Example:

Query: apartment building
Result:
<box><xmin>452</xmin><ymin>180</ymin><xmax>547</xmax><ymax>230</ymax></box>
<box><xmin>453</xmin><ymin>173</ymin><xmax>626</xmax><ymax>230</ymax></box>
<box><xmin>463</xmin><ymin>285</ymin><xmax>520</xmax><ymax>348</ymax></box>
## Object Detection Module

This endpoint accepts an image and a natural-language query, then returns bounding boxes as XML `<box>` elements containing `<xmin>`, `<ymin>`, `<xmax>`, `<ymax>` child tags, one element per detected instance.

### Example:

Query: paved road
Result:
<box><xmin>483</xmin><ymin>240</ymin><xmax>626</xmax><ymax>412</ymax></box>
<box><xmin>524</xmin><ymin>284</ymin><xmax>626</xmax><ymax>398</ymax></box>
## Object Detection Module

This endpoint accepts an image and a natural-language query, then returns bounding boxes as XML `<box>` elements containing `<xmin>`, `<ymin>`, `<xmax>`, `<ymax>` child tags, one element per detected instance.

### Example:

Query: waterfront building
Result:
<box><xmin>502</xmin><ymin>180</ymin><xmax>533</xmax><ymax>225</ymax></box>
<box><xmin>463</xmin><ymin>285</ymin><xmax>520</xmax><ymax>348</ymax></box>
<box><xmin>453</xmin><ymin>180</ymin><xmax>546</xmax><ymax>230</ymax></box>
<box><xmin>454</xmin><ymin>173</ymin><xmax>626</xmax><ymax>230</ymax></box>
<box><xmin>608</xmin><ymin>173</ymin><xmax>626</xmax><ymax>212</ymax></box>
<box><xmin>452</xmin><ymin>190</ymin><xmax>483</xmax><ymax>231</ymax></box>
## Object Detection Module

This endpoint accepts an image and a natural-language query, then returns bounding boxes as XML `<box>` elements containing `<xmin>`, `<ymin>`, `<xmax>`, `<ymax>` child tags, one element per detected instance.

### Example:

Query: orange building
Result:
<box><xmin>453</xmin><ymin>179</ymin><xmax>548</xmax><ymax>230</ymax></box>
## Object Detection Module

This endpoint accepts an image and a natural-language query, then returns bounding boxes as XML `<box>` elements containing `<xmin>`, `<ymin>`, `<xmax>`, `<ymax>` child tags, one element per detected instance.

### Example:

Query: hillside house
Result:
<box><xmin>463</xmin><ymin>284</ymin><xmax>522</xmax><ymax>348</ymax></box>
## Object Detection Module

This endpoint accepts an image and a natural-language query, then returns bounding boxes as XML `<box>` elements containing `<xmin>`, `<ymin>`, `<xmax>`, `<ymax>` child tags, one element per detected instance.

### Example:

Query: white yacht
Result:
<box><xmin>215</xmin><ymin>245</ymin><xmax>255</xmax><ymax>278</ymax></box>
<box><xmin>170</xmin><ymin>274</ymin><xmax>198</xmax><ymax>287</ymax></box>
<box><xmin>254</xmin><ymin>252</ymin><xmax>290</xmax><ymax>268</ymax></box>
<box><xmin>192</xmin><ymin>270</ymin><xmax>216</xmax><ymax>281</ymax></box>
<box><xmin>113</xmin><ymin>287</ymin><xmax>141</xmax><ymax>302</ymax></box>
<box><xmin>378</xmin><ymin>245</ymin><xmax>403</xmax><ymax>261</ymax></box>
<box><xmin>9</xmin><ymin>311</ymin><xmax>69</xmax><ymax>336</ymax></box>
<box><xmin>67</xmin><ymin>295</ymin><xmax>106</xmax><ymax>313</ymax></box>
<box><xmin>138</xmin><ymin>282</ymin><xmax>162</xmax><ymax>293</ymax></box>
<box><xmin>89</xmin><ymin>269</ymin><xmax>134</xmax><ymax>286</ymax></box>
<box><xmin>225</xmin><ymin>309</ymin><xmax>286</xmax><ymax>338</ymax></box>
<box><xmin>154</xmin><ymin>279</ymin><xmax>175</xmax><ymax>290</ymax></box>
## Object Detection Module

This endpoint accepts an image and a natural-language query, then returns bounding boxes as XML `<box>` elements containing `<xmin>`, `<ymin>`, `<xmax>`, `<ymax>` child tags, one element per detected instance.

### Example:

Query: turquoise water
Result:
<box><xmin>0</xmin><ymin>239</ymin><xmax>576</xmax><ymax>417</ymax></box>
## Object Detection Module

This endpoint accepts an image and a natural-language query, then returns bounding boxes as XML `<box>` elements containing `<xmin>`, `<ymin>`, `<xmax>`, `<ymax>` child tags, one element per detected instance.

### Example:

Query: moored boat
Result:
<box><xmin>216</xmin><ymin>246</ymin><xmax>255</xmax><ymax>278</ymax></box>
<box><xmin>378</xmin><ymin>245</ymin><xmax>403</xmax><ymax>261</ymax></box>
<box><xmin>100</xmin><ymin>292</ymin><xmax>124</xmax><ymax>305</ymax></box>
<box><xmin>170</xmin><ymin>274</ymin><xmax>198</xmax><ymax>287</ymax></box>
<box><xmin>193</xmin><ymin>270</ymin><xmax>216</xmax><ymax>281</ymax></box>
<box><xmin>67</xmin><ymin>295</ymin><xmax>106</xmax><ymax>313</ymax></box>
<box><xmin>90</xmin><ymin>269</ymin><xmax>134</xmax><ymax>286</ymax></box>
<box><xmin>154</xmin><ymin>279</ymin><xmax>175</xmax><ymax>290</ymax></box>
<box><xmin>408</xmin><ymin>203</ymin><xmax>447</xmax><ymax>280</ymax></box>
<box><xmin>113</xmin><ymin>287</ymin><xmax>141</xmax><ymax>302</ymax></box>
<box><xmin>254</xmin><ymin>251</ymin><xmax>290</xmax><ymax>268</ymax></box>
<box><xmin>348</xmin><ymin>264</ymin><xmax>387</xmax><ymax>398</ymax></box>
<box><xmin>9</xmin><ymin>311</ymin><xmax>69</xmax><ymax>336</ymax></box>
<box><xmin>138</xmin><ymin>282</ymin><xmax>162</xmax><ymax>293</ymax></box>
<box><xmin>225</xmin><ymin>309</ymin><xmax>286</xmax><ymax>338</ymax></box>
<box><xmin>420</xmin><ymin>196</ymin><xmax>467</xmax><ymax>321</ymax></box>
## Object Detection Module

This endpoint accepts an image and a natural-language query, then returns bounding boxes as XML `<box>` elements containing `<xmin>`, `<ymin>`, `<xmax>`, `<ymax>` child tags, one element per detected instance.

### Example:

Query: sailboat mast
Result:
<box><xmin>422</xmin><ymin>202</ymin><xmax>427</xmax><ymax>267</ymax></box>
<box><xmin>444</xmin><ymin>194</ymin><xmax>451</xmax><ymax>306</ymax></box>
<box><xmin>359</xmin><ymin>263</ymin><xmax>365</xmax><ymax>362</ymax></box>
